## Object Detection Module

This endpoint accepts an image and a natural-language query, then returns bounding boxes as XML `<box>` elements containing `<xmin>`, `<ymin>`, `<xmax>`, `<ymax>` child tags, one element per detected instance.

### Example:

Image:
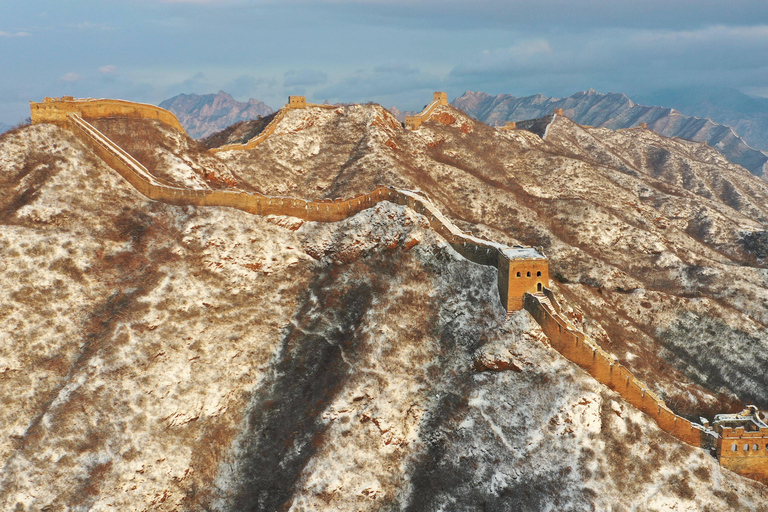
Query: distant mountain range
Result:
<box><xmin>636</xmin><ymin>87</ymin><xmax>768</xmax><ymax>153</ymax></box>
<box><xmin>159</xmin><ymin>91</ymin><xmax>273</xmax><ymax>139</ymax></box>
<box><xmin>453</xmin><ymin>89</ymin><xmax>768</xmax><ymax>178</ymax></box>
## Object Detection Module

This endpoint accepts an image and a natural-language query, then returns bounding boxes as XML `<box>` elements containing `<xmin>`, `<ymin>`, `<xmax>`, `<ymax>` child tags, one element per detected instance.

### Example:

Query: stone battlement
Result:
<box><xmin>405</xmin><ymin>91</ymin><xmax>449</xmax><ymax>130</ymax></box>
<box><xmin>523</xmin><ymin>291</ymin><xmax>711</xmax><ymax>448</ymax></box>
<box><xmin>30</xmin><ymin>97</ymin><xmax>185</xmax><ymax>133</ymax></box>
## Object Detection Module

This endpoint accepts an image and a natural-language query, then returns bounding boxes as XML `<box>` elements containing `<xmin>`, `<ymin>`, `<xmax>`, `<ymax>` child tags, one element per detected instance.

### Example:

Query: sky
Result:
<box><xmin>2</xmin><ymin>0</ymin><xmax>768</xmax><ymax>124</ymax></box>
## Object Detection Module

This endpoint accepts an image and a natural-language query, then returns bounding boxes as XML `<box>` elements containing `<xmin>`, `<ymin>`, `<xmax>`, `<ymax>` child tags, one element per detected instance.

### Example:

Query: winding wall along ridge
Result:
<box><xmin>523</xmin><ymin>290</ymin><xmax>710</xmax><ymax>447</ymax></box>
<box><xmin>32</xmin><ymin>96</ymin><xmax>768</xmax><ymax>483</ymax></box>
<box><xmin>65</xmin><ymin>112</ymin><xmax>543</xmax><ymax>313</ymax></box>
<box><xmin>405</xmin><ymin>92</ymin><xmax>449</xmax><ymax>130</ymax></box>
<box><xmin>209</xmin><ymin>100</ymin><xmax>337</xmax><ymax>153</ymax></box>
<box><xmin>66</xmin><ymin>110</ymin><xmax>708</xmax><ymax>450</ymax></box>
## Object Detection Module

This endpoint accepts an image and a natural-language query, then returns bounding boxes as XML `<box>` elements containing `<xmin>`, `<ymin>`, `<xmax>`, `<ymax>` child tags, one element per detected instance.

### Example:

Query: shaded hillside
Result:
<box><xmin>2</xmin><ymin>105</ymin><xmax>768</xmax><ymax>510</ymax></box>
<box><xmin>454</xmin><ymin>90</ymin><xmax>768</xmax><ymax>178</ymax></box>
<box><xmin>159</xmin><ymin>91</ymin><xmax>274</xmax><ymax>139</ymax></box>
<box><xmin>200</xmin><ymin>113</ymin><xmax>277</xmax><ymax>149</ymax></box>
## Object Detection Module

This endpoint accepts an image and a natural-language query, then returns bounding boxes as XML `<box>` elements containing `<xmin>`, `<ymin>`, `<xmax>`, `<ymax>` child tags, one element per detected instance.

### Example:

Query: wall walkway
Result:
<box><xmin>209</xmin><ymin>101</ymin><xmax>336</xmax><ymax>153</ymax></box>
<box><xmin>523</xmin><ymin>290</ymin><xmax>712</xmax><ymax>448</ymax></box>
<box><xmin>31</xmin><ymin>97</ymin><xmax>185</xmax><ymax>133</ymax></box>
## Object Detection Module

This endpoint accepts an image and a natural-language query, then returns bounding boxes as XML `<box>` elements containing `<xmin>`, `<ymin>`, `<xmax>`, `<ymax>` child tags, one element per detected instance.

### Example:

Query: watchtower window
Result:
<box><xmin>537</xmin><ymin>271</ymin><xmax>542</xmax><ymax>277</ymax></box>
<box><xmin>753</xmin><ymin>444</ymin><xmax>759</xmax><ymax>451</ymax></box>
<box><xmin>527</xmin><ymin>271</ymin><xmax>531</xmax><ymax>277</ymax></box>
<box><xmin>744</xmin><ymin>444</ymin><xmax>750</xmax><ymax>451</ymax></box>
<box><xmin>516</xmin><ymin>272</ymin><xmax>521</xmax><ymax>277</ymax></box>
<box><xmin>732</xmin><ymin>444</ymin><xmax>738</xmax><ymax>452</ymax></box>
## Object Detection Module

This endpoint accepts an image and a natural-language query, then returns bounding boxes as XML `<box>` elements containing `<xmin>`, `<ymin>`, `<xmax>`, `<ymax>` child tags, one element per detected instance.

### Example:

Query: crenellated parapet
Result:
<box><xmin>524</xmin><ymin>290</ymin><xmax>713</xmax><ymax>448</ymax></box>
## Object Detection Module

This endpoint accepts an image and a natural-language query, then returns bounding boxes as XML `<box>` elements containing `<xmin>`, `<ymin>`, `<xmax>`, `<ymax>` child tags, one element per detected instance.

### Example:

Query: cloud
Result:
<box><xmin>161</xmin><ymin>0</ymin><xmax>239</xmax><ymax>4</ymax></box>
<box><xmin>0</xmin><ymin>31</ymin><xmax>31</xmax><ymax>37</ymax></box>
<box><xmin>373</xmin><ymin>63</ymin><xmax>419</xmax><ymax>76</ymax></box>
<box><xmin>223</xmin><ymin>74</ymin><xmax>270</xmax><ymax>98</ymax></box>
<box><xmin>61</xmin><ymin>72</ymin><xmax>80</xmax><ymax>82</ymax></box>
<box><xmin>290</xmin><ymin>0</ymin><xmax>768</xmax><ymax>32</ymax></box>
<box><xmin>99</xmin><ymin>65</ymin><xmax>117</xmax><ymax>74</ymax></box>
<box><xmin>68</xmin><ymin>22</ymin><xmax>113</xmax><ymax>31</ymax></box>
<box><xmin>284</xmin><ymin>69</ymin><xmax>329</xmax><ymax>88</ymax></box>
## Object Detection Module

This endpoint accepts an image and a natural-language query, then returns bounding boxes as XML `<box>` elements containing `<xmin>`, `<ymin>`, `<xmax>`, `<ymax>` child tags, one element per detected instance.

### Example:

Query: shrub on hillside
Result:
<box><xmin>741</xmin><ymin>230</ymin><xmax>768</xmax><ymax>260</ymax></box>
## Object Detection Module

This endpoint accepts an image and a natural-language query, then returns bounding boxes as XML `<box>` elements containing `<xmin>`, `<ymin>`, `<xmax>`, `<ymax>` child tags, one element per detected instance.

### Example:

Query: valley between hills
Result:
<box><xmin>1</xmin><ymin>97</ymin><xmax>768</xmax><ymax>510</ymax></box>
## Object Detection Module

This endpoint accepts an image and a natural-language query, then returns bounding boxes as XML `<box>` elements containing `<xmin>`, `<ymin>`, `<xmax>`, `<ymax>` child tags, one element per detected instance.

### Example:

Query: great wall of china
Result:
<box><xmin>28</xmin><ymin>94</ymin><xmax>768</xmax><ymax>484</ymax></box>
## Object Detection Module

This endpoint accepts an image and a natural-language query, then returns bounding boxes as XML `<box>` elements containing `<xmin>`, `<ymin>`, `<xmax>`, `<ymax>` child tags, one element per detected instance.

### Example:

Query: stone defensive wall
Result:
<box><xmin>209</xmin><ymin>96</ymin><xmax>337</xmax><ymax>154</ymax></box>
<box><xmin>405</xmin><ymin>92</ymin><xmax>449</xmax><ymax>130</ymax></box>
<box><xmin>30</xmin><ymin>97</ymin><xmax>185</xmax><ymax>134</ymax></box>
<box><xmin>523</xmin><ymin>290</ymin><xmax>709</xmax><ymax>448</ymax></box>
<box><xmin>59</xmin><ymin>112</ymin><xmax>538</xmax><ymax>312</ymax></box>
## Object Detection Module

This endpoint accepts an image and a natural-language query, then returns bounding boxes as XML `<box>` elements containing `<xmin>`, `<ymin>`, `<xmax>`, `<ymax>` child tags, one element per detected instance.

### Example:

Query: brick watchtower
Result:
<box><xmin>713</xmin><ymin>406</ymin><xmax>768</xmax><ymax>484</ymax></box>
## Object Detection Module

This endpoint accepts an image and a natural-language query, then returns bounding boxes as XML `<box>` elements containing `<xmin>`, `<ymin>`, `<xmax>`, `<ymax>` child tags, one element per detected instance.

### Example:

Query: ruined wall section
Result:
<box><xmin>31</xmin><ymin>98</ymin><xmax>185</xmax><ymax>134</ymax></box>
<box><xmin>523</xmin><ymin>290</ymin><xmax>707</xmax><ymax>448</ymax></box>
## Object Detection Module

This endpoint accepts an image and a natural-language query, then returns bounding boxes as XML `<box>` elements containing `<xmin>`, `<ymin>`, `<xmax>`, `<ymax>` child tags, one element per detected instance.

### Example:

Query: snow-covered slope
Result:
<box><xmin>1</xmin><ymin>104</ymin><xmax>768</xmax><ymax>510</ymax></box>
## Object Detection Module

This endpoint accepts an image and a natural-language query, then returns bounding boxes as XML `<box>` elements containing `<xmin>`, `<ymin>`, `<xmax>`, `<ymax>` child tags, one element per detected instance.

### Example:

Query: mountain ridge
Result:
<box><xmin>454</xmin><ymin>90</ymin><xmax>768</xmax><ymax>178</ymax></box>
<box><xmin>159</xmin><ymin>90</ymin><xmax>274</xmax><ymax>139</ymax></box>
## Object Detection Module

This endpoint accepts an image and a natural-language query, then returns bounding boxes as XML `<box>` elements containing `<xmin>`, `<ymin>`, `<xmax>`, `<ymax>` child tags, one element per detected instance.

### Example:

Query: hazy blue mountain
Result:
<box><xmin>636</xmin><ymin>87</ymin><xmax>768</xmax><ymax>153</ymax></box>
<box><xmin>454</xmin><ymin>89</ymin><xmax>768</xmax><ymax>178</ymax></box>
<box><xmin>159</xmin><ymin>90</ymin><xmax>274</xmax><ymax>139</ymax></box>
